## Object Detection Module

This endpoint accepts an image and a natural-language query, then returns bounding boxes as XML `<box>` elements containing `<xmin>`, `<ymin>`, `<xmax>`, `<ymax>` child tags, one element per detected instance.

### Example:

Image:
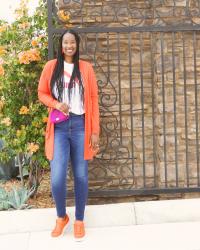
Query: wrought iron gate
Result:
<box><xmin>47</xmin><ymin>0</ymin><xmax>200</xmax><ymax>197</ymax></box>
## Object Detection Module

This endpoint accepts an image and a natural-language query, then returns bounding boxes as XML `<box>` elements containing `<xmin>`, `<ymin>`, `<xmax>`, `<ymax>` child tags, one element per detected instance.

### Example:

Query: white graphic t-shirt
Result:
<box><xmin>53</xmin><ymin>61</ymin><xmax>84</xmax><ymax>115</ymax></box>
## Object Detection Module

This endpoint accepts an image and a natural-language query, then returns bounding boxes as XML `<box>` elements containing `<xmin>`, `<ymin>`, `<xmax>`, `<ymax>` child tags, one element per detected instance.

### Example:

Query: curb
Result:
<box><xmin>1</xmin><ymin>198</ymin><xmax>200</xmax><ymax>235</ymax></box>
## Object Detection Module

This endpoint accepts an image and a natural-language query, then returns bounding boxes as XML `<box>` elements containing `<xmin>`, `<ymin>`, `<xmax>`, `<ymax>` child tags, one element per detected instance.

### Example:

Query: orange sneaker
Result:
<box><xmin>74</xmin><ymin>220</ymin><xmax>85</xmax><ymax>241</ymax></box>
<box><xmin>51</xmin><ymin>214</ymin><xmax>69</xmax><ymax>237</ymax></box>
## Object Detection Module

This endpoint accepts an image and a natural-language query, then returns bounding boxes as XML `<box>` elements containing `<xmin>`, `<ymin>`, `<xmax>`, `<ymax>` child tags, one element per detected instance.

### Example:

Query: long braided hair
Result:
<box><xmin>50</xmin><ymin>29</ymin><xmax>84</xmax><ymax>102</ymax></box>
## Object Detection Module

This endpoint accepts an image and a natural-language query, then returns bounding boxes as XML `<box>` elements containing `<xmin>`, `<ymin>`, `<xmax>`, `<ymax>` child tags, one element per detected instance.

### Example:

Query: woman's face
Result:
<box><xmin>62</xmin><ymin>33</ymin><xmax>77</xmax><ymax>60</ymax></box>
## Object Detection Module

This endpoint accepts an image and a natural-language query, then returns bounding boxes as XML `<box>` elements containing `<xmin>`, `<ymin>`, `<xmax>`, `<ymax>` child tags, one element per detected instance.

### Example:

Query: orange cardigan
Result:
<box><xmin>38</xmin><ymin>59</ymin><xmax>100</xmax><ymax>160</ymax></box>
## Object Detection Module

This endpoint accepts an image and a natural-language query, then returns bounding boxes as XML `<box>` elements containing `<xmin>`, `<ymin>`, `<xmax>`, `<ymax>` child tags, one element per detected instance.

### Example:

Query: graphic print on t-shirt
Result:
<box><xmin>63</xmin><ymin>70</ymin><xmax>80</xmax><ymax>89</ymax></box>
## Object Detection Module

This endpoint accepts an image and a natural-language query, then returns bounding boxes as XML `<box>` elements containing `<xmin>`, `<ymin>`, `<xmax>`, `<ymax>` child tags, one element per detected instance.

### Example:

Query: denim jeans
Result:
<box><xmin>50</xmin><ymin>113</ymin><xmax>88</xmax><ymax>221</ymax></box>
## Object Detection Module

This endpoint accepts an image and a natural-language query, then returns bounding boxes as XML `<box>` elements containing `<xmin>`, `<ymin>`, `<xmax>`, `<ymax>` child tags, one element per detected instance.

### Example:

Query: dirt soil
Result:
<box><xmin>0</xmin><ymin>170</ymin><xmax>55</xmax><ymax>209</ymax></box>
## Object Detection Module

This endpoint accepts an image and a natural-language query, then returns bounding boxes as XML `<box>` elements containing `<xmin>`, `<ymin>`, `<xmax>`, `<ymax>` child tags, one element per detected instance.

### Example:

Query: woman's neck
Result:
<box><xmin>64</xmin><ymin>56</ymin><xmax>73</xmax><ymax>64</ymax></box>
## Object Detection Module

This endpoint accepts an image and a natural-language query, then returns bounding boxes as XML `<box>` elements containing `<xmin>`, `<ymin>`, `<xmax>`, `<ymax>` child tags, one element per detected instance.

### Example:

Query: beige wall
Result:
<box><xmin>57</xmin><ymin>0</ymin><xmax>200</xmax><ymax>196</ymax></box>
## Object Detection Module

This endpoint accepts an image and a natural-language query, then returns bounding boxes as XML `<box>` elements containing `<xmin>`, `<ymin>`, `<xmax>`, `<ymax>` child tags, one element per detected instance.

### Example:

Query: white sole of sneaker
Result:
<box><xmin>74</xmin><ymin>236</ymin><xmax>85</xmax><ymax>242</ymax></box>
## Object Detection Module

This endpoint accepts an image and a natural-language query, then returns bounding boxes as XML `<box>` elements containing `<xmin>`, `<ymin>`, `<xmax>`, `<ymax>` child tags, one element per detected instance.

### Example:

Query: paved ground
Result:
<box><xmin>1</xmin><ymin>199</ymin><xmax>200</xmax><ymax>250</ymax></box>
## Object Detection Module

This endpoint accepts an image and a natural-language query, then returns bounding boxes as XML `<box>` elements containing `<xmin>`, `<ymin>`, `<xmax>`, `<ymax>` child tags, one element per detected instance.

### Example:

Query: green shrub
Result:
<box><xmin>0</xmin><ymin>0</ymin><xmax>49</xmax><ymax>171</ymax></box>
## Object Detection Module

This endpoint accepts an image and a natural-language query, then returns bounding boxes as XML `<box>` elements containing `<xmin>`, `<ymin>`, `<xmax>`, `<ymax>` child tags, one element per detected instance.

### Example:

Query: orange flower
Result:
<box><xmin>31</xmin><ymin>40</ymin><xmax>38</xmax><ymax>47</ymax></box>
<box><xmin>42</xmin><ymin>117</ymin><xmax>48</xmax><ymax>123</ymax></box>
<box><xmin>0</xmin><ymin>46</ymin><xmax>6</xmax><ymax>56</ymax></box>
<box><xmin>0</xmin><ymin>65</ymin><xmax>4</xmax><ymax>76</ymax></box>
<box><xmin>27</xmin><ymin>142</ymin><xmax>39</xmax><ymax>153</ymax></box>
<box><xmin>18</xmin><ymin>49</ymin><xmax>41</xmax><ymax>64</ymax></box>
<box><xmin>1</xmin><ymin>117</ymin><xmax>11</xmax><ymax>126</ymax></box>
<box><xmin>19</xmin><ymin>106</ymin><xmax>29</xmax><ymax>115</ymax></box>
<box><xmin>57</xmin><ymin>10</ymin><xmax>70</xmax><ymax>22</ymax></box>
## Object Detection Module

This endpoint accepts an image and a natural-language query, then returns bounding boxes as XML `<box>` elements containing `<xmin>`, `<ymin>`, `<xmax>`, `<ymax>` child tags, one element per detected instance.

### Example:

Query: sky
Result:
<box><xmin>0</xmin><ymin>0</ymin><xmax>39</xmax><ymax>23</ymax></box>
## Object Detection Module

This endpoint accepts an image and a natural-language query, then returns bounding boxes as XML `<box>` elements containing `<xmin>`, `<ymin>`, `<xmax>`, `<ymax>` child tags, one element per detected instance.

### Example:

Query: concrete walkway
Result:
<box><xmin>1</xmin><ymin>198</ymin><xmax>200</xmax><ymax>250</ymax></box>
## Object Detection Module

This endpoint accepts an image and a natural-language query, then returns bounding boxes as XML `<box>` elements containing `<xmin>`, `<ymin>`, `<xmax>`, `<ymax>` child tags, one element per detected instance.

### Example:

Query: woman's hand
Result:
<box><xmin>55</xmin><ymin>102</ymin><xmax>69</xmax><ymax>115</ymax></box>
<box><xmin>89</xmin><ymin>134</ymin><xmax>100</xmax><ymax>152</ymax></box>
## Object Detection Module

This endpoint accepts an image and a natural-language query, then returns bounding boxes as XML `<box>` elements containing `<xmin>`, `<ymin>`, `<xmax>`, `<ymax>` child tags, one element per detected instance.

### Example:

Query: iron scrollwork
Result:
<box><xmin>78</xmin><ymin>34</ymin><xmax>133</xmax><ymax>190</ymax></box>
<box><xmin>53</xmin><ymin>0</ymin><xmax>200</xmax><ymax>28</ymax></box>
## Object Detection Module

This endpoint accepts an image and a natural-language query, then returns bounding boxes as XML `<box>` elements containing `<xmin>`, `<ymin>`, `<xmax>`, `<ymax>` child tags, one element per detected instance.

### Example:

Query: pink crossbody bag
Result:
<box><xmin>50</xmin><ymin>109</ymin><xmax>69</xmax><ymax>124</ymax></box>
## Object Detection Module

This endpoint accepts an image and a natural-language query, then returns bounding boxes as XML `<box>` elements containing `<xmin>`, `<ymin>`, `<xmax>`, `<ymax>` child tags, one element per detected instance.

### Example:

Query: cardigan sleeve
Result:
<box><xmin>89</xmin><ymin>64</ymin><xmax>100</xmax><ymax>135</ymax></box>
<box><xmin>38</xmin><ymin>61</ymin><xmax>59</xmax><ymax>109</ymax></box>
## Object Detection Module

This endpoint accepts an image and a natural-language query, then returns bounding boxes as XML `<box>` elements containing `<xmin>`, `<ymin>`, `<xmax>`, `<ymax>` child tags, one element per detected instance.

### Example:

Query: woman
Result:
<box><xmin>38</xmin><ymin>29</ymin><xmax>100</xmax><ymax>241</ymax></box>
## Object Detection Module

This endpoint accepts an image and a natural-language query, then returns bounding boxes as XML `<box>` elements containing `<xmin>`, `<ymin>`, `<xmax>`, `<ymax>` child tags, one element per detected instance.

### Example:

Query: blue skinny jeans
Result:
<box><xmin>50</xmin><ymin>113</ymin><xmax>88</xmax><ymax>221</ymax></box>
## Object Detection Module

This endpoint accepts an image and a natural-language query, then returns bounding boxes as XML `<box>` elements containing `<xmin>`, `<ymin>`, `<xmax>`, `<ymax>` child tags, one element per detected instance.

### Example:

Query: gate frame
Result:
<box><xmin>47</xmin><ymin>0</ymin><xmax>200</xmax><ymax>197</ymax></box>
